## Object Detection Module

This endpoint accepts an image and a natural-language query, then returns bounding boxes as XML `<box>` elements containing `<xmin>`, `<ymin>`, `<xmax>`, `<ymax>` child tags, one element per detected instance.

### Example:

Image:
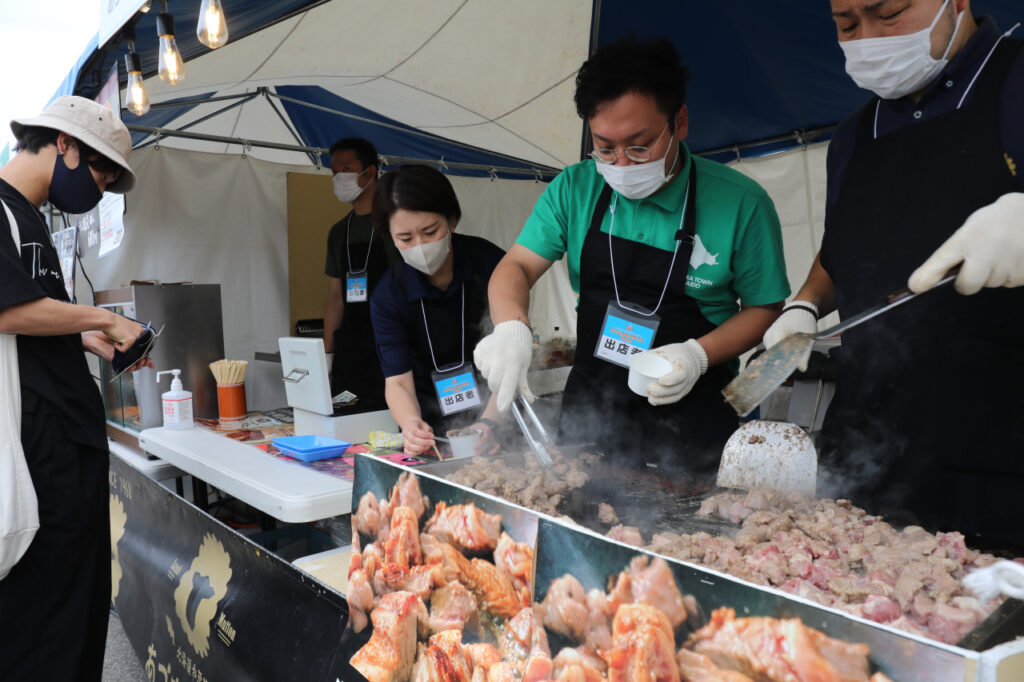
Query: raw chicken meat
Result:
<box><xmin>686</xmin><ymin>608</ymin><xmax>872</xmax><ymax>682</ymax></box>
<box><xmin>425</xmin><ymin>502</ymin><xmax>503</xmax><ymax>553</ymax></box>
<box><xmin>539</xmin><ymin>574</ymin><xmax>590</xmax><ymax>642</ymax></box>
<box><xmin>443</xmin><ymin>544</ymin><xmax>527</xmax><ymax>619</ymax></box>
<box><xmin>428</xmin><ymin>582</ymin><xmax>478</xmax><ymax>635</ymax></box>
<box><xmin>676</xmin><ymin>649</ymin><xmax>754</xmax><ymax>682</ymax></box>
<box><xmin>351</xmin><ymin>591</ymin><xmax>429</xmax><ymax>682</ymax></box>
<box><xmin>602</xmin><ymin>603</ymin><xmax>680</xmax><ymax>682</ymax></box>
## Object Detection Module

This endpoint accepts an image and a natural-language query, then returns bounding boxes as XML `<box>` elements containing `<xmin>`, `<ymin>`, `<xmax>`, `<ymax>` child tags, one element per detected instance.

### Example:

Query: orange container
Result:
<box><xmin>217</xmin><ymin>382</ymin><xmax>247</xmax><ymax>421</ymax></box>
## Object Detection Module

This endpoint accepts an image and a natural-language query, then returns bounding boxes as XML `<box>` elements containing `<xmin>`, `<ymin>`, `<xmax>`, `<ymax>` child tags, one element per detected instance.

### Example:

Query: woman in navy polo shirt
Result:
<box><xmin>369</xmin><ymin>165</ymin><xmax>506</xmax><ymax>456</ymax></box>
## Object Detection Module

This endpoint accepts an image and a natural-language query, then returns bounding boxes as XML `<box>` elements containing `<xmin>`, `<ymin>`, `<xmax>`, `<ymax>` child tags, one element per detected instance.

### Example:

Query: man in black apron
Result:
<box><xmin>476</xmin><ymin>38</ymin><xmax>790</xmax><ymax>474</ymax></box>
<box><xmin>322</xmin><ymin>138</ymin><xmax>398</xmax><ymax>410</ymax></box>
<box><xmin>764</xmin><ymin>1</ymin><xmax>1024</xmax><ymax>549</ymax></box>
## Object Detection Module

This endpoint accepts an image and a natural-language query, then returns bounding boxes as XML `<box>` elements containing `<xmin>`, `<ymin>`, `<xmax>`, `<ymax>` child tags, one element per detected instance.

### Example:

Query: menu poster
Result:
<box><xmin>97</xmin><ymin>192</ymin><xmax>126</xmax><ymax>257</ymax></box>
<box><xmin>51</xmin><ymin>226</ymin><xmax>77</xmax><ymax>300</ymax></box>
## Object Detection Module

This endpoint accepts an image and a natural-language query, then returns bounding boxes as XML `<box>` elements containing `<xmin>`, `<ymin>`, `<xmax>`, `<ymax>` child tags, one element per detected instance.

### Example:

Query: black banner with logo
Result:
<box><xmin>109</xmin><ymin>458</ymin><xmax>351</xmax><ymax>681</ymax></box>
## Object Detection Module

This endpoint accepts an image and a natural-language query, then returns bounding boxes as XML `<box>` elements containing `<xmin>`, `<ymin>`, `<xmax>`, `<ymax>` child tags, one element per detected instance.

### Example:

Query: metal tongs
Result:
<box><xmin>509</xmin><ymin>391</ymin><xmax>557</xmax><ymax>467</ymax></box>
<box><xmin>722</xmin><ymin>267</ymin><xmax>960</xmax><ymax>416</ymax></box>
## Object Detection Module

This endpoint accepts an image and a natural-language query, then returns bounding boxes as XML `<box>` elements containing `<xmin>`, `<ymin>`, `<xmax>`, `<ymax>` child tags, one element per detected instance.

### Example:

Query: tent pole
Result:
<box><xmin>261</xmin><ymin>88</ymin><xmax>321</xmax><ymax>167</ymax></box>
<box><xmin>133</xmin><ymin>92</ymin><xmax>262</xmax><ymax>151</ymax></box>
<box><xmin>125</xmin><ymin>124</ymin><xmax>560</xmax><ymax>178</ymax></box>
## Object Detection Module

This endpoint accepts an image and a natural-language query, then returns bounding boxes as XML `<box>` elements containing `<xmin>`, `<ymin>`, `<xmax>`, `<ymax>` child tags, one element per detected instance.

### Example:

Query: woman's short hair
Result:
<box><xmin>373</xmin><ymin>164</ymin><xmax>462</xmax><ymax>237</ymax></box>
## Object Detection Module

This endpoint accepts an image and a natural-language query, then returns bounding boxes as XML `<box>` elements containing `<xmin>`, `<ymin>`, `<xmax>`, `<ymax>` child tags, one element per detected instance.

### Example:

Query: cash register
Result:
<box><xmin>277</xmin><ymin>337</ymin><xmax>396</xmax><ymax>443</ymax></box>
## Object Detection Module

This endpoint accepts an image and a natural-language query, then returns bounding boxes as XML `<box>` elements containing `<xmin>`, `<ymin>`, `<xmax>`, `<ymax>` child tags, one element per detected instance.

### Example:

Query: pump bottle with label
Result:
<box><xmin>156</xmin><ymin>369</ymin><xmax>194</xmax><ymax>430</ymax></box>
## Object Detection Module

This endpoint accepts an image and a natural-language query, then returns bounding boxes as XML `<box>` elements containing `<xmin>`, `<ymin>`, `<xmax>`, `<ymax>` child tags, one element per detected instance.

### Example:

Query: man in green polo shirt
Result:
<box><xmin>474</xmin><ymin>37</ymin><xmax>790</xmax><ymax>472</ymax></box>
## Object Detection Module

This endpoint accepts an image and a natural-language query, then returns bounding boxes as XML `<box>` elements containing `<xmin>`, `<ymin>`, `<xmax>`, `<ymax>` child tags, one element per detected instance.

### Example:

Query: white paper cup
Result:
<box><xmin>447</xmin><ymin>429</ymin><xmax>482</xmax><ymax>459</ymax></box>
<box><xmin>628</xmin><ymin>352</ymin><xmax>672</xmax><ymax>396</ymax></box>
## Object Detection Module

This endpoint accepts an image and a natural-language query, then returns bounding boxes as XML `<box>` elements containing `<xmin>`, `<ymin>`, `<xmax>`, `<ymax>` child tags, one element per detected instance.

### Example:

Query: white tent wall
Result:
<box><xmin>85</xmin><ymin>147</ymin><xmax>573</xmax><ymax>411</ymax></box>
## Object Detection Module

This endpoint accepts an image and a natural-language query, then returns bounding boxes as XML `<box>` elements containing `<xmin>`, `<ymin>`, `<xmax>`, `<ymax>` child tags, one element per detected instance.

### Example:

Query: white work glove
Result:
<box><xmin>473</xmin><ymin>320</ymin><xmax>535</xmax><ymax>412</ymax></box>
<box><xmin>909</xmin><ymin>192</ymin><xmax>1024</xmax><ymax>295</ymax></box>
<box><xmin>643</xmin><ymin>339</ymin><xmax>708</xmax><ymax>406</ymax></box>
<box><xmin>762</xmin><ymin>301</ymin><xmax>819</xmax><ymax>349</ymax></box>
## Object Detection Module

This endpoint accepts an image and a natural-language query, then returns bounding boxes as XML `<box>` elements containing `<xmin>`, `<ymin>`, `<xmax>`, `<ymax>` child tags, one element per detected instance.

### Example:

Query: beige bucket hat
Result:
<box><xmin>11</xmin><ymin>95</ymin><xmax>136</xmax><ymax>194</ymax></box>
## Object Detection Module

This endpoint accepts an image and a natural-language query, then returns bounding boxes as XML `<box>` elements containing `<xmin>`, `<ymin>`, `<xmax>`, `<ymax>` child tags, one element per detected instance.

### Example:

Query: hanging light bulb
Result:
<box><xmin>124</xmin><ymin>46</ymin><xmax>150</xmax><ymax>116</ymax></box>
<box><xmin>196</xmin><ymin>0</ymin><xmax>229</xmax><ymax>49</ymax></box>
<box><xmin>139</xmin><ymin>0</ymin><xmax>152</xmax><ymax>12</ymax></box>
<box><xmin>156</xmin><ymin>10</ymin><xmax>186</xmax><ymax>85</ymax></box>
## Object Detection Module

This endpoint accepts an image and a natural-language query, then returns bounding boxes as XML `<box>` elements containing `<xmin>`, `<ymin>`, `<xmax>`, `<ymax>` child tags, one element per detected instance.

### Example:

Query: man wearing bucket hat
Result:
<box><xmin>0</xmin><ymin>96</ymin><xmax>146</xmax><ymax>680</ymax></box>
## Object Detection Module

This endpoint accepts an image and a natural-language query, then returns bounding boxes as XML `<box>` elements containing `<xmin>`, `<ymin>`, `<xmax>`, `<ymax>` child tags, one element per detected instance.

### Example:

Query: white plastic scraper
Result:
<box><xmin>717</xmin><ymin>420</ymin><xmax>817</xmax><ymax>496</ymax></box>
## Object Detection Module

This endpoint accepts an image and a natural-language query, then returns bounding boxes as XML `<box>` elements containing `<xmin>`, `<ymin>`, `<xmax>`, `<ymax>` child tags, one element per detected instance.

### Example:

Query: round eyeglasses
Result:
<box><xmin>589</xmin><ymin>123</ymin><xmax>671</xmax><ymax>164</ymax></box>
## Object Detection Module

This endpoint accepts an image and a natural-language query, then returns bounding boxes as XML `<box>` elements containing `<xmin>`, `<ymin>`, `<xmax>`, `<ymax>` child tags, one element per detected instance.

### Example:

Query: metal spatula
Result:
<box><xmin>722</xmin><ymin>269</ymin><xmax>959</xmax><ymax>417</ymax></box>
<box><xmin>509</xmin><ymin>391</ymin><xmax>556</xmax><ymax>467</ymax></box>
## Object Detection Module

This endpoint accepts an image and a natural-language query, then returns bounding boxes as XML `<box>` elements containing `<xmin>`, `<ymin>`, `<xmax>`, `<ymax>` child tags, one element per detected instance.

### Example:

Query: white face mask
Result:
<box><xmin>840</xmin><ymin>0</ymin><xmax>963</xmax><ymax>100</ymax></box>
<box><xmin>399</xmin><ymin>227</ymin><xmax>451</xmax><ymax>276</ymax></box>
<box><xmin>593</xmin><ymin>137</ymin><xmax>678</xmax><ymax>200</ymax></box>
<box><xmin>333</xmin><ymin>169</ymin><xmax>369</xmax><ymax>203</ymax></box>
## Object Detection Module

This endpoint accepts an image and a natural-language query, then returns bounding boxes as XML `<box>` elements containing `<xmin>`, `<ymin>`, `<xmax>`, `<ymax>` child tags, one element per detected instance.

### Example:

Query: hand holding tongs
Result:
<box><xmin>509</xmin><ymin>390</ymin><xmax>557</xmax><ymax>467</ymax></box>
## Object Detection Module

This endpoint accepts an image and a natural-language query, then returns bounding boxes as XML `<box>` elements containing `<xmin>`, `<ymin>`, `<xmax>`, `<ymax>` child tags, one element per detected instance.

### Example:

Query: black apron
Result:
<box><xmin>558</xmin><ymin>163</ymin><xmax>737</xmax><ymax>475</ymax></box>
<box><xmin>819</xmin><ymin>39</ymin><xmax>1024</xmax><ymax>549</ymax></box>
<box><xmin>331</xmin><ymin>220</ymin><xmax>391</xmax><ymax>410</ymax></box>
<box><xmin>393</xmin><ymin>263</ymin><xmax>492</xmax><ymax>432</ymax></box>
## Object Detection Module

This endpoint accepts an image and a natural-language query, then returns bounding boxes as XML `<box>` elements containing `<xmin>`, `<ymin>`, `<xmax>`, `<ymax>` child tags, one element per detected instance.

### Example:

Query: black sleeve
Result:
<box><xmin>325</xmin><ymin>221</ymin><xmax>342</xmax><ymax>278</ymax></box>
<box><xmin>0</xmin><ymin>202</ymin><xmax>47</xmax><ymax>311</ymax></box>
<box><xmin>477</xmin><ymin>237</ymin><xmax>507</xmax><ymax>281</ymax></box>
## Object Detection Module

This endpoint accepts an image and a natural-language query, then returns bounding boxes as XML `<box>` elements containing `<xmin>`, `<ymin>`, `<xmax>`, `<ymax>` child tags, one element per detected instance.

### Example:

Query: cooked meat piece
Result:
<box><xmin>625</xmin><ymin>555</ymin><xmax>689</xmax><ymax>629</ymax></box>
<box><xmin>464</xmin><ymin>642</ymin><xmax>501</xmax><ymax>673</ymax></box>
<box><xmin>350</xmin><ymin>591</ymin><xmax>428</xmax><ymax>682</ymax></box>
<box><xmin>687</xmin><ymin>608</ymin><xmax>872</xmax><ymax>682</ymax></box>
<box><xmin>583</xmin><ymin>588</ymin><xmax>614</xmax><ymax>652</ymax></box>
<box><xmin>606</xmin><ymin>525</ymin><xmax>644</xmax><ymax>546</ymax></box>
<box><xmin>598</xmin><ymin>503</ymin><xmax>620</xmax><ymax>525</ymax></box>
<box><xmin>646</xmin><ymin>489</ymin><xmax>1005</xmax><ymax>644</ymax></box>
<box><xmin>486</xmin><ymin>662</ymin><xmax>517</xmax><ymax>682</ymax></box>
<box><xmin>676</xmin><ymin>649</ymin><xmax>754</xmax><ymax>682</ymax></box>
<box><xmin>602</xmin><ymin>603</ymin><xmax>679</xmax><ymax>682</ymax></box>
<box><xmin>355</xmin><ymin>491</ymin><xmax>384</xmax><ymax>538</ymax></box>
<box><xmin>552</xmin><ymin>647</ymin><xmax>607</xmax><ymax>682</ymax></box>
<box><xmin>348</xmin><ymin>567</ymin><xmax>374</xmax><ymax>633</ymax></box>
<box><xmin>501</xmin><ymin>607</ymin><xmax>551</xmax><ymax>664</ymax></box>
<box><xmin>412</xmin><ymin>637</ymin><xmax>473</xmax><ymax>682</ymax></box>
<box><xmin>427</xmin><ymin>630</ymin><xmax>474</xmax><ymax>680</ymax></box>
<box><xmin>425</xmin><ymin>502</ymin><xmax>502</xmax><ymax>553</ymax></box>
<box><xmin>384</xmin><ymin>506</ymin><xmax>423</xmax><ymax>571</ymax></box>
<box><xmin>540</xmin><ymin>574</ymin><xmax>590</xmax><ymax>642</ymax></box>
<box><xmin>429</xmin><ymin>582</ymin><xmax>478</xmax><ymax>634</ymax></box>
<box><xmin>421</xmin><ymin>533</ymin><xmax>446</xmax><ymax>566</ymax></box>
<box><xmin>390</xmin><ymin>472</ymin><xmax>429</xmax><ymax>521</ymax></box>
<box><xmin>494</xmin><ymin>532</ymin><xmax>533</xmax><ymax>596</ymax></box>
<box><xmin>443</xmin><ymin>544</ymin><xmax>527</xmax><ymax>619</ymax></box>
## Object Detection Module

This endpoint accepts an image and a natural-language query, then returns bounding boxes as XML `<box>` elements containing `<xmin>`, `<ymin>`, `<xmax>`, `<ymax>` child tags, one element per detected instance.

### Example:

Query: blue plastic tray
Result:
<box><xmin>272</xmin><ymin>435</ymin><xmax>351</xmax><ymax>462</ymax></box>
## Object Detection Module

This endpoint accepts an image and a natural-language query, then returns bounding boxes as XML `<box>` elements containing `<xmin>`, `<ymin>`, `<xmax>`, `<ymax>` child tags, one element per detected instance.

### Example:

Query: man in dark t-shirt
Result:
<box><xmin>322</xmin><ymin>137</ymin><xmax>398</xmax><ymax>407</ymax></box>
<box><xmin>0</xmin><ymin>96</ymin><xmax>148</xmax><ymax>681</ymax></box>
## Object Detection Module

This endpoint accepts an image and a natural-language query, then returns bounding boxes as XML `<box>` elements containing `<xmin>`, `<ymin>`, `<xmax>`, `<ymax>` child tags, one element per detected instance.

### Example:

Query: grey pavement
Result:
<box><xmin>103</xmin><ymin>611</ymin><xmax>148</xmax><ymax>682</ymax></box>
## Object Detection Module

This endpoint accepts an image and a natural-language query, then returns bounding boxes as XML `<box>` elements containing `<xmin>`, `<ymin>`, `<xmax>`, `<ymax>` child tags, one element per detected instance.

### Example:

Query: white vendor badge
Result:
<box><xmin>432</xmin><ymin>364</ymin><xmax>482</xmax><ymax>416</ymax></box>
<box><xmin>594</xmin><ymin>301</ymin><xmax>660</xmax><ymax>368</ymax></box>
<box><xmin>346</xmin><ymin>271</ymin><xmax>368</xmax><ymax>302</ymax></box>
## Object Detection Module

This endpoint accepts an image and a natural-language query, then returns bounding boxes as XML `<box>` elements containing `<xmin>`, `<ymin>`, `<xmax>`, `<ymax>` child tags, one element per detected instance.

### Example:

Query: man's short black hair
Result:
<box><xmin>328</xmin><ymin>137</ymin><xmax>378</xmax><ymax>172</ymax></box>
<box><xmin>574</xmin><ymin>37</ymin><xmax>691</xmax><ymax>126</ymax></box>
<box><xmin>12</xmin><ymin>124</ymin><xmax>121</xmax><ymax>175</ymax></box>
<box><xmin>12</xmin><ymin>125</ymin><xmax>59</xmax><ymax>154</ymax></box>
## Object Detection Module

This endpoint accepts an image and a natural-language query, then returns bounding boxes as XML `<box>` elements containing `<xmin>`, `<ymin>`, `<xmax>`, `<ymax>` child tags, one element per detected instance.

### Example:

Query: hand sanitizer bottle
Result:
<box><xmin>156</xmin><ymin>369</ymin><xmax>194</xmax><ymax>430</ymax></box>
